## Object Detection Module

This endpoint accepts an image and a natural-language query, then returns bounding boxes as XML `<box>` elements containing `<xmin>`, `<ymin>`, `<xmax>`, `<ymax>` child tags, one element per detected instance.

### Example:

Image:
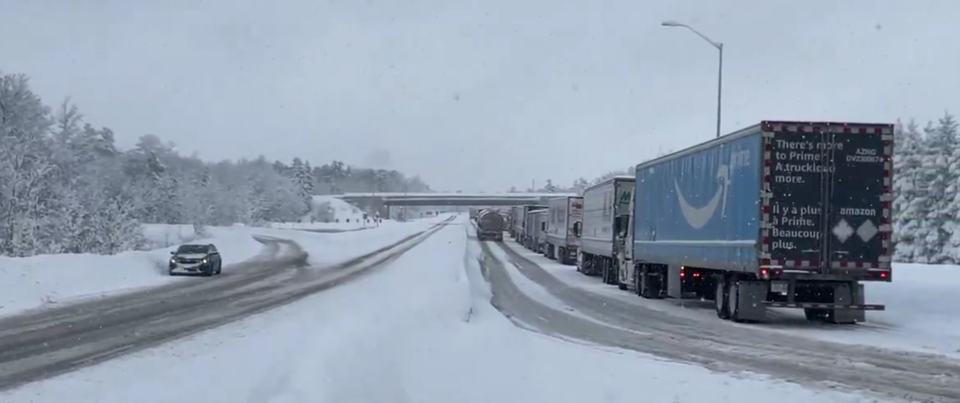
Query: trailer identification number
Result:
<box><xmin>847</xmin><ymin>148</ymin><xmax>882</xmax><ymax>163</ymax></box>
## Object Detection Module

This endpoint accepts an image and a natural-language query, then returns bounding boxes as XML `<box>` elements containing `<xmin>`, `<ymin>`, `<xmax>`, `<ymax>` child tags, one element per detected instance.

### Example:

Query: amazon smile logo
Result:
<box><xmin>674</xmin><ymin>148</ymin><xmax>751</xmax><ymax>229</ymax></box>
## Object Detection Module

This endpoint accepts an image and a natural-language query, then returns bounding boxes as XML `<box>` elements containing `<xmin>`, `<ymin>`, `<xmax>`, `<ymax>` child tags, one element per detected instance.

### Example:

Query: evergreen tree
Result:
<box><xmin>892</xmin><ymin>119</ymin><xmax>926</xmax><ymax>262</ymax></box>
<box><xmin>0</xmin><ymin>71</ymin><xmax>433</xmax><ymax>257</ymax></box>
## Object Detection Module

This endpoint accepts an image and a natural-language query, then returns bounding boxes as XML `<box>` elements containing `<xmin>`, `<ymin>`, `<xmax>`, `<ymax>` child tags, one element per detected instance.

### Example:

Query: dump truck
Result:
<box><xmin>476</xmin><ymin>209</ymin><xmax>506</xmax><ymax>241</ymax></box>
<box><xmin>544</xmin><ymin>196</ymin><xmax>584</xmax><ymax>265</ymax></box>
<box><xmin>618</xmin><ymin>120</ymin><xmax>893</xmax><ymax>324</ymax></box>
<box><xmin>576</xmin><ymin>176</ymin><xmax>635</xmax><ymax>285</ymax></box>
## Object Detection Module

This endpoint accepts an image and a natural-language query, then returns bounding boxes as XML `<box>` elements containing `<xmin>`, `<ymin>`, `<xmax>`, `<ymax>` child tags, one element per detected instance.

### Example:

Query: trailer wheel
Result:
<box><xmin>715</xmin><ymin>277</ymin><xmax>731</xmax><ymax>319</ymax></box>
<box><xmin>727</xmin><ymin>279</ymin><xmax>747</xmax><ymax>323</ymax></box>
<box><xmin>603</xmin><ymin>261</ymin><xmax>614</xmax><ymax>284</ymax></box>
<box><xmin>635</xmin><ymin>265</ymin><xmax>660</xmax><ymax>299</ymax></box>
<box><xmin>728</xmin><ymin>281</ymin><xmax>746</xmax><ymax>323</ymax></box>
<box><xmin>579</xmin><ymin>255</ymin><xmax>591</xmax><ymax>276</ymax></box>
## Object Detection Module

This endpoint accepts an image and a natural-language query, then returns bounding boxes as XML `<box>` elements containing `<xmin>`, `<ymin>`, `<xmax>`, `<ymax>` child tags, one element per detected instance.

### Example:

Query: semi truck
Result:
<box><xmin>524</xmin><ymin>209</ymin><xmax>548</xmax><ymax>252</ymax></box>
<box><xmin>615</xmin><ymin>120</ymin><xmax>893</xmax><ymax>324</ymax></box>
<box><xmin>476</xmin><ymin>209</ymin><xmax>506</xmax><ymax>241</ymax></box>
<box><xmin>576</xmin><ymin>176</ymin><xmax>635</xmax><ymax>285</ymax></box>
<box><xmin>534</xmin><ymin>209</ymin><xmax>549</xmax><ymax>253</ymax></box>
<box><xmin>544</xmin><ymin>196</ymin><xmax>584</xmax><ymax>265</ymax></box>
<box><xmin>508</xmin><ymin>206</ymin><xmax>523</xmax><ymax>239</ymax></box>
<box><xmin>516</xmin><ymin>205</ymin><xmax>547</xmax><ymax>246</ymax></box>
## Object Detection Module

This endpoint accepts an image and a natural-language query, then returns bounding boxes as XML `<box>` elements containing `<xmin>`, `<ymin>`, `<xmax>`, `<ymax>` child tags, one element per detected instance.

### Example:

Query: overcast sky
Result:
<box><xmin>2</xmin><ymin>0</ymin><xmax>957</xmax><ymax>192</ymax></box>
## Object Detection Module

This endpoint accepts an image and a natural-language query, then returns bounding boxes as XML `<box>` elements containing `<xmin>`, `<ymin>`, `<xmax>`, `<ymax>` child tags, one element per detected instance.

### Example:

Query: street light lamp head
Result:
<box><xmin>661</xmin><ymin>21</ymin><xmax>684</xmax><ymax>27</ymax></box>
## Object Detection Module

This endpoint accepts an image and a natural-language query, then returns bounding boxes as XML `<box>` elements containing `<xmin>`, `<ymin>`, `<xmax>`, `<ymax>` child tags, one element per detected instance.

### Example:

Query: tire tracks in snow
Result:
<box><xmin>0</xmin><ymin>218</ymin><xmax>453</xmax><ymax>392</ymax></box>
<box><xmin>477</xmin><ymin>240</ymin><xmax>960</xmax><ymax>403</ymax></box>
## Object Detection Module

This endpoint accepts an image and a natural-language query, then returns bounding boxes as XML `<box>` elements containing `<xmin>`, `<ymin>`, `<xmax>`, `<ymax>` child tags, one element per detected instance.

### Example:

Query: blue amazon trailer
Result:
<box><xmin>613</xmin><ymin>121</ymin><xmax>894</xmax><ymax>324</ymax></box>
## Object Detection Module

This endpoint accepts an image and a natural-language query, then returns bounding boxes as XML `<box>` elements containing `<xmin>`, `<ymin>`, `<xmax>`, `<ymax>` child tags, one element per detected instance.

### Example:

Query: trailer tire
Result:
<box><xmin>636</xmin><ymin>265</ymin><xmax>661</xmax><ymax>299</ymax></box>
<box><xmin>579</xmin><ymin>254</ymin><xmax>590</xmax><ymax>275</ymax></box>
<box><xmin>639</xmin><ymin>277</ymin><xmax>654</xmax><ymax>299</ymax></box>
<box><xmin>728</xmin><ymin>281</ymin><xmax>743</xmax><ymax>322</ymax></box>
<box><xmin>715</xmin><ymin>277</ymin><xmax>731</xmax><ymax>319</ymax></box>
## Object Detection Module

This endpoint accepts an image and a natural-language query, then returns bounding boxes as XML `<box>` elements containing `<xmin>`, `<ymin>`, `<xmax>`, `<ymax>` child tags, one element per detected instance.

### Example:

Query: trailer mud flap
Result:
<box><xmin>667</xmin><ymin>265</ymin><xmax>683</xmax><ymax>298</ymax></box>
<box><xmin>730</xmin><ymin>281</ymin><xmax>767</xmax><ymax>322</ymax></box>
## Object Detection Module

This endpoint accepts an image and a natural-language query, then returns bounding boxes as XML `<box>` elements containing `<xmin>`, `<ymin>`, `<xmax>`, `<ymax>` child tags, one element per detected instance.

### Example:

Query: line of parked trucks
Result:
<box><xmin>503</xmin><ymin>120</ymin><xmax>895</xmax><ymax>324</ymax></box>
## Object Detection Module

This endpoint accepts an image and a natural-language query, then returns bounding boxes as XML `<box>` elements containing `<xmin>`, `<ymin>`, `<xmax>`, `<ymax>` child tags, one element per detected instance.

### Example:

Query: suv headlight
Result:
<box><xmin>170</xmin><ymin>257</ymin><xmax>176</xmax><ymax>264</ymax></box>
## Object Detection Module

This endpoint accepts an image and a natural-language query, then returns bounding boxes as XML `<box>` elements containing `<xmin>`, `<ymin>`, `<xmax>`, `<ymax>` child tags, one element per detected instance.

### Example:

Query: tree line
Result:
<box><xmin>891</xmin><ymin>112</ymin><xmax>959</xmax><ymax>263</ymax></box>
<box><xmin>0</xmin><ymin>72</ymin><xmax>430</xmax><ymax>257</ymax></box>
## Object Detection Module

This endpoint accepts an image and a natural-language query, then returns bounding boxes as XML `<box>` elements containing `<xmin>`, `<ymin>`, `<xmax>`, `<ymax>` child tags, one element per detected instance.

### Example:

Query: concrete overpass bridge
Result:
<box><xmin>334</xmin><ymin>192</ymin><xmax>579</xmax><ymax>219</ymax></box>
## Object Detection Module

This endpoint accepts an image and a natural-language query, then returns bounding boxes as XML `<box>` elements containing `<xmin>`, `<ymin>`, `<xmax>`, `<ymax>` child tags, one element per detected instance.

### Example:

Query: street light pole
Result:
<box><xmin>716</xmin><ymin>43</ymin><xmax>723</xmax><ymax>139</ymax></box>
<box><xmin>661</xmin><ymin>21</ymin><xmax>724</xmax><ymax>138</ymax></box>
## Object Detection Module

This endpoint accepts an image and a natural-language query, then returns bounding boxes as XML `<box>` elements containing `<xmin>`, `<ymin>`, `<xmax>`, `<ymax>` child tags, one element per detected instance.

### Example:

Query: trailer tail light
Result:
<box><xmin>679</xmin><ymin>266</ymin><xmax>685</xmax><ymax>277</ymax></box>
<box><xmin>760</xmin><ymin>269</ymin><xmax>770</xmax><ymax>280</ymax></box>
<box><xmin>866</xmin><ymin>270</ymin><xmax>892</xmax><ymax>281</ymax></box>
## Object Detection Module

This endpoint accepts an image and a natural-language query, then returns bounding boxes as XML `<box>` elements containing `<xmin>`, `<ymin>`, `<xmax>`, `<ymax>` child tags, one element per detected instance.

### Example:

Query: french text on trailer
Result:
<box><xmin>770</xmin><ymin>204</ymin><xmax>821</xmax><ymax>251</ymax></box>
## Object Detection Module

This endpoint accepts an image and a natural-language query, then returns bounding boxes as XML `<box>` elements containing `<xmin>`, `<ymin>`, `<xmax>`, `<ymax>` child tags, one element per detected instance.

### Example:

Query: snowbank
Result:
<box><xmin>0</xmin><ymin>226</ymin><xmax>276</xmax><ymax>317</ymax></box>
<box><xmin>0</xmin><ymin>215</ymin><xmax>453</xmax><ymax>318</ymax></box>
<box><xmin>498</xmin><ymin>238</ymin><xmax>960</xmax><ymax>358</ymax></box>
<box><xmin>1</xmin><ymin>216</ymin><xmax>884</xmax><ymax>403</ymax></box>
<box><xmin>836</xmin><ymin>263</ymin><xmax>960</xmax><ymax>356</ymax></box>
<box><xmin>310</xmin><ymin>194</ymin><xmax>365</xmax><ymax>222</ymax></box>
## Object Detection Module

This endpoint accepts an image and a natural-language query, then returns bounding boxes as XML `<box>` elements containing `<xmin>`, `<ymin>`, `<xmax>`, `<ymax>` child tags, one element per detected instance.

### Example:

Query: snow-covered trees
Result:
<box><xmin>893</xmin><ymin>112</ymin><xmax>960</xmax><ymax>263</ymax></box>
<box><xmin>0</xmin><ymin>71</ymin><xmax>430</xmax><ymax>257</ymax></box>
<box><xmin>303</xmin><ymin>159</ymin><xmax>429</xmax><ymax>195</ymax></box>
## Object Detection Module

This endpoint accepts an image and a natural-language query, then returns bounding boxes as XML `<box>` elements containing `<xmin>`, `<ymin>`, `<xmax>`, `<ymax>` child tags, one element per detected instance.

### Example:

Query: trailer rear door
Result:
<box><xmin>763</xmin><ymin>121</ymin><xmax>893</xmax><ymax>273</ymax></box>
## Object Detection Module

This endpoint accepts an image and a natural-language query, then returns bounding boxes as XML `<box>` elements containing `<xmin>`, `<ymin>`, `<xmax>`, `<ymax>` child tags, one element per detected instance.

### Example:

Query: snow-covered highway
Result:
<box><xmin>0</xmin><ymin>216</ymin><xmax>453</xmax><ymax>391</ymax></box>
<box><xmin>0</xmin><ymin>215</ymin><xmax>939</xmax><ymax>403</ymax></box>
<box><xmin>483</xmin><ymin>231</ymin><xmax>960</xmax><ymax>403</ymax></box>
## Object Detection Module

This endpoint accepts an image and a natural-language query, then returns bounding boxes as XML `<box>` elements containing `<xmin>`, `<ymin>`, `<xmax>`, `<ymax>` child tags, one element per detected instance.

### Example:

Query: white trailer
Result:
<box><xmin>532</xmin><ymin>210</ymin><xmax>549</xmax><ymax>254</ymax></box>
<box><xmin>509</xmin><ymin>206</ymin><xmax>524</xmax><ymax>239</ymax></box>
<box><xmin>576</xmin><ymin>175</ymin><xmax>635</xmax><ymax>285</ymax></box>
<box><xmin>519</xmin><ymin>205</ymin><xmax>547</xmax><ymax>247</ymax></box>
<box><xmin>544</xmin><ymin>196</ymin><xmax>584</xmax><ymax>265</ymax></box>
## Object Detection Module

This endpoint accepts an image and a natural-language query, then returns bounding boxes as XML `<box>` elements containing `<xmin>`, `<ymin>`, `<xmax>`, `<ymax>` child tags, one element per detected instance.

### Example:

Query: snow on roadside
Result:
<box><xmin>270</xmin><ymin>214</ymin><xmax>455</xmax><ymax>267</ymax></box>
<box><xmin>814</xmin><ymin>264</ymin><xmax>960</xmax><ymax>357</ymax></box>
<box><xmin>499</xmin><ymin>237</ymin><xmax>960</xmax><ymax>359</ymax></box>
<box><xmin>312</xmin><ymin>194</ymin><xmax>364</xmax><ymax>220</ymax></box>
<box><xmin>0</xmin><ymin>214</ymin><xmax>454</xmax><ymax>318</ymax></box>
<box><xmin>0</xmin><ymin>228</ymin><xmax>270</xmax><ymax>317</ymax></box>
<box><xmin>1</xmin><ymin>216</ymin><xmax>888</xmax><ymax>403</ymax></box>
